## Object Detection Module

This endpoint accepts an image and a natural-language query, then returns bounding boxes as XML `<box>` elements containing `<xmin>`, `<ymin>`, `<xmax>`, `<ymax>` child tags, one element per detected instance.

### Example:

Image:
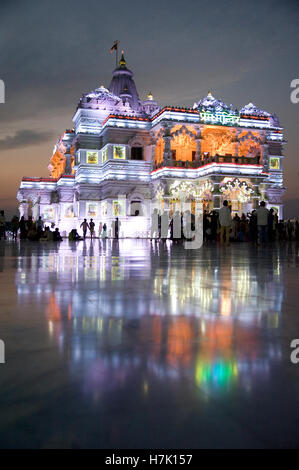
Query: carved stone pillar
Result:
<box><xmin>64</xmin><ymin>147</ymin><xmax>72</xmax><ymax>175</ymax></box>
<box><xmin>252</xmin><ymin>180</ymin><xmax>260</xmax><ymax>209</ymax></box>
<box><xmin>211</xmin><ymin>179</ymin><xmax>221</xmax><ymax>211</ymax></box>
<box><xmin>261</xmin><ymin>143</ymin><xmax>269</xmax><ymax>169</ymax></box>
<box><xmin>163</xmin><ymin>136</ymin><xmax>171</xmax><ymax>163</ymax></box>
<box><xmin>32</xmin><ymin>203</ymin><xmax>40</xmax><ymax>220</ymax></box>
<box><xmin>195</xmin><ymin>132</ymin><xmax>202</xmax><ymax>161</ymax></box>
<box><xmin>19</xmin><ymin>202</ymin><xmax>29</xmax><ymax>219</ymax></box>
<box><xmin>162</xmin><ymin>125</ymin><xmax>172</xmax><ymax>163</ymax></box>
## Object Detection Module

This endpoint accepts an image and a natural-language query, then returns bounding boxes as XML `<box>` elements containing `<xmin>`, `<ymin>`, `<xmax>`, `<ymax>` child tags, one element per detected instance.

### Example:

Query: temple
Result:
<box><xmin>17</xmin><ymin>52</ymin><xmax>286</xmax><ymax>237</ymax></box>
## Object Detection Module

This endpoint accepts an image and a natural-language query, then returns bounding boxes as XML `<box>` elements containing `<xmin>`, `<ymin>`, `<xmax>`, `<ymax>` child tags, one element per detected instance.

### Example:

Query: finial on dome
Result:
<box><xmin>147</xmin><ymin>91</ymin><xmax>153</xmax><ymax>100</ymax></box>
<box><xmin>119</xmin><ymin>50</ymin><xmax>126</xmax><ymax>67</ymax></box>
<box><xmin>208</xmin><ymin>91</ymin><xmax>212</xmax><ymax>97</ymax></box>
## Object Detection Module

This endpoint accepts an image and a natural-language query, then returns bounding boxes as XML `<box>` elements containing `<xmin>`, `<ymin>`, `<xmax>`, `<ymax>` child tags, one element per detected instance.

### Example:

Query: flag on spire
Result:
<box><xmin>110</xmin><ymin>40</ymin><xmax>119</xmax><ymax>53</ymax></box>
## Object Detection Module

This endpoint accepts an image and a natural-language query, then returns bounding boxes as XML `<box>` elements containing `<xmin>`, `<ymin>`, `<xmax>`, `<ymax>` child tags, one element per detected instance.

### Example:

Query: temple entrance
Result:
<box><xmin>220</xmin><ymin>178</ymin><xmax>254</xmax><ymax>215</ymax></box>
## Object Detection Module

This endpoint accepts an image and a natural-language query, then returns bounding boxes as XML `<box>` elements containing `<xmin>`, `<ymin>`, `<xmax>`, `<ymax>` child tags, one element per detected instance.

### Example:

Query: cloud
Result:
<box><xmin>0</xmin><ymin>129</ymin><xmax>53</xmax><ymax>150</ymax></box>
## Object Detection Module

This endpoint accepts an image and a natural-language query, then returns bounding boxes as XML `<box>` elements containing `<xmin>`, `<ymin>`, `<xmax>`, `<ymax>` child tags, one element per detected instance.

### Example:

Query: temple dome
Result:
<box><xmin>79</xmin><ymin>85</ymin><xmax>121</xmax><ymax>110</ymax></box>
<box><xmin>109</xmin><ymin>52</ymin><xmax>141</xmax><ymax>111</ymax></box>
<box><xmin>194</xmin><ymin>92</ymin><xmax>233</xmax><ymax>113</ymax></box>
<box><xmin>240</xmin><ymin>102</ymin><xmax>271</xmax><ymax>117</ymax></box>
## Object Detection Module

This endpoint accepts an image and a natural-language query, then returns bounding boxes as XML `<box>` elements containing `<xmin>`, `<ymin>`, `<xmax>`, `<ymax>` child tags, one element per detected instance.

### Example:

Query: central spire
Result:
<box><xmin>109</xmin><ymin>51</ymin><xmax>141</xmax><ymax>111</ymax></box>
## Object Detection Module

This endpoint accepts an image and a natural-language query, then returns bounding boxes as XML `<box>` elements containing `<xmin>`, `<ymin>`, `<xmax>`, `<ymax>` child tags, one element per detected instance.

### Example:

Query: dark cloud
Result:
<box><xmin>0</xmin><ymin>129</ymin><xmax>53</xmax><ymax>150</ymax></box>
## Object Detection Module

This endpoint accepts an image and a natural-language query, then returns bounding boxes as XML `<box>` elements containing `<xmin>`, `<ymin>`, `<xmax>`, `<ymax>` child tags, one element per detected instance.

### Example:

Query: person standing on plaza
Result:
<box><xmin>102</xmin><ymin>223</ymin><xmax>107</xmax><ymax>239</ymax></box>
<box><xmin>256</xmin><ymin>201</ymin><xmax>269</xmax><ymax>245</ymax></box>
<box><xmin>98</xmin><ymin>222</ymin><xmax>103</xmax><ymax>238</ymax></box>
<box><xmin>11</xmin><ymin>216</ymin><xmax>19</xmax><ymax>240</ymax></box>
<box><xmin>36</xmin><ymin>216</ymin><xmax>44</xmax><ymax>239</ymax></box>
<box><xmin>268</xmin><ymin>208</ymin><xmax>274</xmax><ymax>242</ymax></box>
<box><xmin>114</xmin><ymin>218</ymin><xmax>121</xmax><ymax>239</ymax></box>
<box><xmin>19</xmin><ymin>216</ymin><xmax>27</xmax><ymax>239</ymax></box>
<box><xmin>248</xmin><ymin>210</ymin><xmax>258</xmax><ymax>244</ymax></box>
<box><xmin>89</xmin><ymin>218</ymin><xmax>95</xmax><ymax>240</ymax></box>
<box><xmin>286</xmin><ymin>219</ymin><xmax>293</xmax><ymax>241</ymax></box>
<box><xmin>0</xmin><ymin>211</ymin><xmax>6</xmax><ymax>240</ymax></box>
<box><xmin>219</xmin><ymin>200</ymin><xmax>232</xmax><ymax>246</ymax></box>
<box><xmin>210</xmin><ymin>210</ymin><xmax>219</xmax><ymax>243</ymax></box>
<box><xmin>80</xmin><ymin>219</ymin><xmax>89</xmax><ymax>239</ymax></box>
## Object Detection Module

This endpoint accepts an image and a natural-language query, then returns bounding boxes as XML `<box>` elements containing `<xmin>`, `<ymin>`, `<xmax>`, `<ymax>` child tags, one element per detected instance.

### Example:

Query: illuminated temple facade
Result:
<box><xmin>17</xmin><ymin>53</ymin><xmax>285</xmax><ymax>236</ymax></box>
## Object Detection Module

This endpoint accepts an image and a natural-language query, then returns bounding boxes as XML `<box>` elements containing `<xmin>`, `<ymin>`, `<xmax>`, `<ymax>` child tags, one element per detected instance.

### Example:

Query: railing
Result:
<box><xmin>153</xmin><ymin>154</ymin><xmax>261</xmax><ymax>170</ymax></box>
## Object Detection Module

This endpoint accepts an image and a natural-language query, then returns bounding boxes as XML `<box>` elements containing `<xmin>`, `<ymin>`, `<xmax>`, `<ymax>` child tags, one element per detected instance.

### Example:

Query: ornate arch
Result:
<box><xmin>170</xmin><ymin>125</ymin><xmax>197</xmax><ymax>162</ymax></box>
<box><xmin>220</xmin><ymin>178</ymin><xmax>254</xmax><ymax>203</ymax></box>
<box><xmin>238</xmin><ymin>131</ymin><xmax>263</xmax><ymax>159</ymax></box>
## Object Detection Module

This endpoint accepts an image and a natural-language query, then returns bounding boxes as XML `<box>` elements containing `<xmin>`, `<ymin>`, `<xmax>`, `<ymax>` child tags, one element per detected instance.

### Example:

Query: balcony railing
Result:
<box><xmin>153</xmin><ymin>154</ymin><xmax>261</xmax><ymax>170</ymax></box>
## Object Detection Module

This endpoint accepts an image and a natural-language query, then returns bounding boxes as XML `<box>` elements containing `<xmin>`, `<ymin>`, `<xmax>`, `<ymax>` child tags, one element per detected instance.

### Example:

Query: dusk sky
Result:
<box><xmin>0</xmin><ymin>0</ymin><xmax>298</xmax><ymax>217</ymax></box>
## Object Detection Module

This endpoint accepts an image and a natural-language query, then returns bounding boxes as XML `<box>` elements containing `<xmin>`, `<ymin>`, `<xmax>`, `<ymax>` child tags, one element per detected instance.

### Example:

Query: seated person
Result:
<box><xmin>53</xmin><ymin>228</ymin><xmax>63</xmax><ymax>241</ymax></box>
<box><xmin>40</xmin><ymin>226</ymin><xmax>54</xmax><ymax>241</ymax></box>
<box><xmin>68</xmin><ymin>229</ymin><xmax>82</xmax><ymax>241</ymax></box>
<box><xmin>27</xmin><ymin>226</ymin><xmax>39</xmax><ymax>241</ymax></box>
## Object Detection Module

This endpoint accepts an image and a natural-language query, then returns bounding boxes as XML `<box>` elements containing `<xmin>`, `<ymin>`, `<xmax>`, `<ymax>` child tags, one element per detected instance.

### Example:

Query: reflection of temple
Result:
<box><xmin>15</xmin><ymin>241</ymin><xmax>283</xmax><ymax>394</ymax></box>
<box><xmin>17</xmin><ymin>53</ymin><xmax>285</xmax><ymax>236</ymax></box>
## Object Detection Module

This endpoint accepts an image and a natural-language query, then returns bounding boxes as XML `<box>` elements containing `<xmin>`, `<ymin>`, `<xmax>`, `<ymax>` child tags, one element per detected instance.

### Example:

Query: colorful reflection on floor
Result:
<box><xmin>0</xmin><ymin>240</ymin><xmax>299</xmax><ymax>448</ymax></box>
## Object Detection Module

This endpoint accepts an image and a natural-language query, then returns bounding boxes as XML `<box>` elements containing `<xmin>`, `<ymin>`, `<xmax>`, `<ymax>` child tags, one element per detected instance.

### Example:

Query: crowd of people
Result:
<box><xmin>0</xmin><ymin>213</ymin><xmax>63</xmax><ymax>242</ymax></box>
<box><xmin>204</xmin><ymin>200</ymin><xmax>299</xmax><ymax>245</ymax></box>
<box><xmin>0</xmin><ymin>205</ymin><xmax>298</xmax><ymax>245</ymax></box>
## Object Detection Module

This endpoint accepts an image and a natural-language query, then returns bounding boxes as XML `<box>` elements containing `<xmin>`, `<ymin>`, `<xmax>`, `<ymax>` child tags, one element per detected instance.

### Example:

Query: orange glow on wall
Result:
<box><xmin>170</xmin><ymin>127</ymin><xmax>196</xmax><ymax>162</ymax></box>
<box><xmin>201</xmin><ymin>127</ymin><xmax>237</xmax><ymax>156</ymax></box>
<box><xmin>154</xmin><ymin>136</ymin><xmax>164</xmax><ymax>165</ymax></box>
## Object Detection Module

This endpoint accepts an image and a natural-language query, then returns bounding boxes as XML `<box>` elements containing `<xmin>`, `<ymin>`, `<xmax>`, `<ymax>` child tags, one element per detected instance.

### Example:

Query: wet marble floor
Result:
<box><xmin>0</xmin><ymin>239</ymin><xmax>299</xmax><ymax>448</ymax></box>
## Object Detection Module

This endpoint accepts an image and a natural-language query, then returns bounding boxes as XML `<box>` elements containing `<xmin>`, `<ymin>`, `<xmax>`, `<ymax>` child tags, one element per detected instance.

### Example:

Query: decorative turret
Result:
<box><xmin>142</xmin><ymin>91</ymin><xmax>160</xmax><ymax>116</ymax></box>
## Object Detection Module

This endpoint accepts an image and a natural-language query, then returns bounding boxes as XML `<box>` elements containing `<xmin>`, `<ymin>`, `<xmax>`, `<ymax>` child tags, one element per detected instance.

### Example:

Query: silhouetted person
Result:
<box><xmin>53</xmin><ymin>228</ymin><xmax>63</xmax><ymax>241</ymax></box>
<box><xmin>268</xmin><ymin>208</ymin><xmax>274</xmax><ymax>242</ymax></box>
<box><xmin>248</xmin><ymin>210</ymin><xmax>258</xmax><ymax>244</ymax></box>
<box><xmin>89</xmin><ymin>219</ymin><xmax>95</xmax><ymax>239</ymax></box>
<box><xmin>11</xmin><ymin>216</ymin><xmax>19</xmax><ymax>241</ymax></box>
<box><xmin>102</xmin><ymin>223</ymin><xmax>107</xmax><ymax>239</ymax></box>
<box><xmin>210</xmin><ymin>211</ymin><xmax>219</xmax><ymax>242</ymax></box>
<box><xmin>256</xmin><ymin>201</ymin><xmax>268</xmax><ymax>245</ymax></box>
<box><xmin>80</xmin><ymin>219</ymin><xmax>89</xmax><ymax>239</ymax></box>
<box><xmin>0</xmin><ymin>211</ymin><xmax>6</xmax><ymax>240</ymax></box>
<box><xmin>19</xmin><ymin>216</ymin><xmax>27</xmax><ymax>239</ymax></box>
<box><xmin>219</xmin><ymin>200</ymin><xmax>231</xmax><ymax>246</ymax></box>
<box><xmin>36</xmin><ymin>216</ymin><xmax>44</xmax><ymax>239</ymax></box>
<box><xmin>114</xmin><ymin>218</ymin><xmax>121</xmax><ymax>239</ymax></box>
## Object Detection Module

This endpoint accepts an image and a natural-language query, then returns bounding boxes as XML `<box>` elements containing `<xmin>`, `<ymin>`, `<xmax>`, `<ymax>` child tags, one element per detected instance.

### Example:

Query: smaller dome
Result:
<box><xmin>79</xmin><ymin>86</ymin><xmax>121</xmax><ymax>110</ymax></box>
<box><xmin>142</xmin><ymin>92</ymin><xmax>160</xmax><ymax>117</ymax></box>
<box><xmin>240</xmin><ymin>102</ymin><xmax>271</xmax><ymax>117</ymax></box>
